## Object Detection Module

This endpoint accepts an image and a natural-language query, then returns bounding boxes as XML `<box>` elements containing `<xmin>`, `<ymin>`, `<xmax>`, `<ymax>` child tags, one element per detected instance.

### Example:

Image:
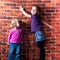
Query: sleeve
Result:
<box><xmin>7</xmin><ymin>30</ymin><xmax>12</xmax><ymax>43</ymax></box>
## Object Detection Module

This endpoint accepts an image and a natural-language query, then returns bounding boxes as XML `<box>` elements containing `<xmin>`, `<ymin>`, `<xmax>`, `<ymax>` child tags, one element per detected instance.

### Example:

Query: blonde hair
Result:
<box><xmin>10</xmin><ymin>19</ymin><xmax>20</xmax><ymax>28</ymax></box>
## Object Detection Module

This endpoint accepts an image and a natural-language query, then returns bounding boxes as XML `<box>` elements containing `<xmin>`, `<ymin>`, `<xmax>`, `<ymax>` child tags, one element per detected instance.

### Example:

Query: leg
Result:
<box><xmin>8</xmin><ymin>43</ymin><xmax>15</xmax><ymax>60</ymax></box>
<box><xmin>15</xmin><ymin>44</ymin><xmax>21</xmax><ymax>60</ymax></box>
<box><xmin>34</xmin><ymin>31</ymin><xmax>45</xmax><ymax>60</ymax></box>
<box><xmin>37</xmin><ymin>41</ymin><xmax>45</xmax><ymax>60</ymax></box>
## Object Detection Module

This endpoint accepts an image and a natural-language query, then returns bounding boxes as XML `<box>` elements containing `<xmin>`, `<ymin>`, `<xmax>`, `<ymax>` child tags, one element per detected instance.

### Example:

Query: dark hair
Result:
<box><xmin>32</xmin><ymin>4</ymin><xmax>42</xmax><ymax>16</ymax></box>
<box><xmin>32</xmin><ymin>4</ymin><xmax>43</xmax><ymax>22</ymax></box>
<box><xmin>32</xmin><ymin>4</ymin><xmax>41</xmax><ymax>11</ymax></box>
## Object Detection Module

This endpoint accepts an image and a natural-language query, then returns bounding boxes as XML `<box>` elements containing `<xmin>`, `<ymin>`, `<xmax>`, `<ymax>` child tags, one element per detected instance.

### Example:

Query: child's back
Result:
<box><xmin>8</xmin><ymin>28</ymin><xmax>23</xmax><ymax>44</ymax></box>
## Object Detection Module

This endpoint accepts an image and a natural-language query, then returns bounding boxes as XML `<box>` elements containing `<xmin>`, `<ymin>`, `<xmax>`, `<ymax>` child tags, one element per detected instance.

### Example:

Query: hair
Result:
<box><xmin>32</xmin><ymin>4</ymin><xmax>42</xmax><ymax>22</ymax></box>
<box><xmin>10</xmin><ymin>19</ymin><xmax>20</xmax><ymax>28</ymax></box>
<box><xmin>32</xmin><ymin>4</ymin><xmax>42</xmax><ymax>15</ymax></box>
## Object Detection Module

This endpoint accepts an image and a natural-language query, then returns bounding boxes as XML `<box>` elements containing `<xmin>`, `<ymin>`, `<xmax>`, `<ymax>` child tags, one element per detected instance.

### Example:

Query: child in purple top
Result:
<box><xmin>7</xmin><ymin>19</ymin><xmax>23</xmax><ymax>60</ymax></box>
<box><xmin>20</xmin><ymin>5</ymin><xmax>52</xmax><ymax>60</ymax></box>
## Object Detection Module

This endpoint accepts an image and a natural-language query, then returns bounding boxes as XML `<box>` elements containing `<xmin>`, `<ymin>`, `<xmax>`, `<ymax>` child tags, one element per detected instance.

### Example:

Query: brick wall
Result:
<box><xmin>0</xmin><ymin>0</ymin><xmax>60</xmax><ymax>60</ymax></box>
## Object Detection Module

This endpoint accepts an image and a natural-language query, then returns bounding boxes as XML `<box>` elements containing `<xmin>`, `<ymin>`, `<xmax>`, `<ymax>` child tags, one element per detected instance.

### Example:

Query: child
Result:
<box><xmin>7</xmin><ymin>19</ymin><xmax>23</xmax><ymax>60</ymax></box>
<box><xmin>19</xmin><ymin>5</ymin><xmax>52</xmax><ymax>60</ymax></box>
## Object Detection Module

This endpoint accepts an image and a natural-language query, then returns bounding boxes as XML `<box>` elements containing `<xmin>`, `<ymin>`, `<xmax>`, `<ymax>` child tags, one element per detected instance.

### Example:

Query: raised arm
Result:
<box><xmin>19</xmin><ymin>6</ymin><xmax>31</xmax><ymax>18</ymax></box>
<box><xmin>42</xmin><ymin>21</ymin><xmax>53</xmax><ymax>29</ymax></box>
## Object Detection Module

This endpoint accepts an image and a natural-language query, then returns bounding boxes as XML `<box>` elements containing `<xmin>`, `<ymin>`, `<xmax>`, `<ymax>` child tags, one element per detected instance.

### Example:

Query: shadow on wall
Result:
<box><xmin>19</xmin><ymin>21</ymin><xmax>31</xmax><ymax>60</ymax></box>
<box><xmin>37</xmin><ymin>5</ymin><xmax>51</xmax><ymax>40</ymax></box>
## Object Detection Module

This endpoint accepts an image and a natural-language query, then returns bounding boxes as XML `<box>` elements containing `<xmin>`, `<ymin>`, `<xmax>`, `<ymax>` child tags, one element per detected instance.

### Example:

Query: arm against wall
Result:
<box><xmin>19</xmin><ymin>6</ymin><xmax>31</xmax><ymax>18</ymax></box>
<box><xmin>42</xmin><ymin>21</ymin><xmax>53</xmax><ymax>29</ymax></box>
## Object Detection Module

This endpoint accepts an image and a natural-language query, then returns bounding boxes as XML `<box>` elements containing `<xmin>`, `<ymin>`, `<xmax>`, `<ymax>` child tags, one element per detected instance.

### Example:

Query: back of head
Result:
<box><xmin>31</xmin><ymin>4</ymin><xmax>42</xmax><ymax>15</ymax></box>
<box><xmin>10</xmin><ymin>19</ymin><xmax>20</xmax><ymax>28</ymax></box>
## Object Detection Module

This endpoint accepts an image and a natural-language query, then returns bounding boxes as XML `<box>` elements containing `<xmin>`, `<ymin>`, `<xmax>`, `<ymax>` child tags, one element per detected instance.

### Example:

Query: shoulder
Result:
<box><xmin>9</xmin><ymin>29</ymin><xmax>15</xmax><ymax>33</ymax></box>
<box><xmin>10</xmin><ymin>29</ymin><xmax>14</xmax><ymax>32</ymax></box>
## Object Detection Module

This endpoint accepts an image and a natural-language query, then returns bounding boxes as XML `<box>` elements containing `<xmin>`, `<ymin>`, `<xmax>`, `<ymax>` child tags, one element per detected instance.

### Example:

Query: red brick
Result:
<box><xmin>51</xmin><ymin>0</ymin><xmax>60</xmax><ymax>3</ymax></box>
<box><xmin>0</xmin><ymin>0</ymin><xmax>60</xmax><ymax>60</ymax></box>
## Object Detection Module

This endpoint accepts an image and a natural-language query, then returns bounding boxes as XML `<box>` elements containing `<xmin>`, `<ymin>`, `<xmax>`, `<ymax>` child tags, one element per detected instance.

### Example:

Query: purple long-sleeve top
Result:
<box><xmin>8</xmin><ymin>28</ymin><xmax>23</xmax><ymax>44</ymax></box>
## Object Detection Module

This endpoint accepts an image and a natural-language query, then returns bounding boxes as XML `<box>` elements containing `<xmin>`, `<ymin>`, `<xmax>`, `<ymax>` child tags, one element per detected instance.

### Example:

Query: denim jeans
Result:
<box><xmin>8</xmin><ymin>43</ymin><xmax>21</xmax><ymax>60</ymax></box>
<box><xmin>37</xmin><ymin>41</ymin><xmax>45</xmax><ymax>60</ymax></box>
<box><xmin>35</xmin><ymin>31</ymin><xmax>45</xmax><ymax>42</ymax></box>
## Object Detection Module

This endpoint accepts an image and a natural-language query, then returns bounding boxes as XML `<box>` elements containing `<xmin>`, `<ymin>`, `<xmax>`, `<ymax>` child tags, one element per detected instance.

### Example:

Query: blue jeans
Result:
<box><xmin>8</xmin><ymin>43</ymin><xmax>21</xmax><ymax>60</ymax></box>
<box><xmin>35</xmin><ymin>31</ymin><xmax>45</xmax><ymax>42</ymax></box>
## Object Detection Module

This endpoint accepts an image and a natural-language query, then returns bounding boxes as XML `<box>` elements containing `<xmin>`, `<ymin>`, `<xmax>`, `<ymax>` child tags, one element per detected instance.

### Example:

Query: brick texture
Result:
<box><xmin>0</xmin><ymin>0</ymin><xmax>60</xmax><ymax>60</ymax></box>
